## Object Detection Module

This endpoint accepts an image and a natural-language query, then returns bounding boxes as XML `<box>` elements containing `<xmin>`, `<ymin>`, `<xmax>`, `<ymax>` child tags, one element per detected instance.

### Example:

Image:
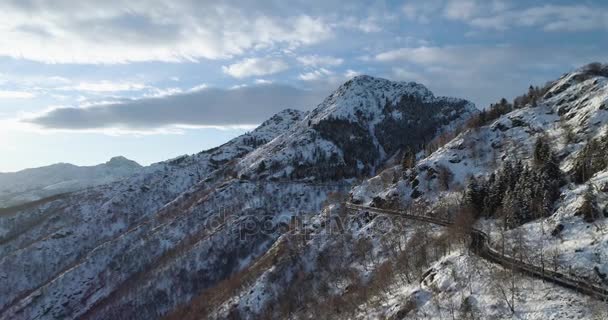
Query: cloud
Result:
<box><xmin>188</xmin><ymin>83</ymin><xmax>209</xmax><ymax>92</ymax></box>
<box><xmin>344</xmin><ymin>69</ymin><xmax>361</xmax><ymax>78</ymax></box>
<box><xmin>375</xmin><ymin>45</ymin><xmax>516</xmax><ymax>67</ymax></box>
<box><xmin>402</xmin><ymin>1</ymin><xmax>608</xmax><ymax>32</ymax></box>
<box><xmin>222</xmin><ymin>57</ymin><xmax>289</xmax><ymax>78</ymax></box>
<box><xmin>296</xmin><ymin>55</ymin><xmax>343</xmax><ymax>67</ymax></box>
<box><xmin>470</xmin><ymin>4</ymin><xmax>608</xmax><ymax>32</ymax></box>
<box><xmin>443</xmin><ymin>0</ymin><xmax>480</xmax><ymax>20</ymax></box>
<box><xmin>0</xmin><ymin>1</ymin><xmax>333</xmax><ymax>64</ymax></box>
<box><xmin>60</xmin><ymin>80</ymin><xmax>148</xmax><ymax>93</ymax></box>
<box><xmin>336</xmin><ymin>16</ymin><xmax>384</xmax><ymax>33</ymax></box>
<box><xmin>402</xmin><ymin>0</ymin><xmax>444</xmax><ymax>24</ymax></box>
<box><xmin>25</xmin><ymin>84</ymin><xmax>326</xmax><ymax>131</ymax></box>
<box><xmin>298</xmin><ymin>68</ymin><xmax>333</xmax><ymax>81</ymax></box>
<box><xmin>254</xmin><ymin>79</ymin><xmax>273</xmax><ymax>84</ymax></box>
<box><xmin>391</xmin><ymin>68</ymin><xmax>428</xmax><ymax>84</ymax></box>
<box><xmin>0</xmin><ymin>90</ymin><xmax>36</xmax><ymax>99</ymax></box>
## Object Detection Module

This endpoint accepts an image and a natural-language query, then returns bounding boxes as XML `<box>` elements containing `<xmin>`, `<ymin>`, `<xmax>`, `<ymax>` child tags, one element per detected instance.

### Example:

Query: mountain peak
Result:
<box><xmin>106</xmin><ymin>156</ymin><xmax>141</xmax><ymax>168</ymax></box>
<box><xmin>343</xmin><ymin>74</ymin><xmax>431</xmax><ymax>94</ymax></box>
<box><xmin>308</xmin><ymin>75</ymin><xmax>436</xmax><ymax>125</ymax></box>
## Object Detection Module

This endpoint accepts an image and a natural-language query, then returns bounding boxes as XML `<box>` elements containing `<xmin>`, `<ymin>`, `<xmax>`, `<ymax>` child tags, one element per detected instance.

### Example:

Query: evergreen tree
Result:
<box><xmin>484</xmin><ymin>172</ymin><xmax>505</xmax><ymax>217</ymax></box>
<box><xmin>579</xmin><ymin>184</ymin><xmax>599</xmax><ymax>223</ymax></box>
<box><xmin>483</xmin><ymin>150</ymin><xmax>563</xmax><ymax>228</ymax></box>
<box><xmin>464</xmin><ymin>177</ymin><xmax>486</xmax><ymax>217</ymax></box>
<box><xmin>572</xmin><ymin>133</ymin><xmax>608</xmax><ymax>183</ymax></box>
<box><xmin>533</xmin><ymin>136</ymin><xmax>551</xmax><ymax>167</ymax></box>
<box><xmin>257</xmin><ymin>160</ymin><xmax>267</xmax><ymax>173</ymax></box>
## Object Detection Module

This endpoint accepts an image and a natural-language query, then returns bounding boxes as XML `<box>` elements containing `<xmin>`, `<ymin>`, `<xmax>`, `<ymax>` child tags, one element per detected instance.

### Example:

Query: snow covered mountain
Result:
<box><xmin>0</xmin><ymin>156</ymin><xmax>142</xmax><ymax>208</ymax></box>
<box><xmin>6</xmin><ymin>65</ymin><xmax>608</xmax><ymax>320</ymax></box>
<box><xmin>171</xmin><ymin>64</ymin><xmax>608</xmax><ymax>320</ymax></box>
<box><xmin>0</xmin><ymin>76</ymin><xmax>476</xmax><ymax>320</ymax></box>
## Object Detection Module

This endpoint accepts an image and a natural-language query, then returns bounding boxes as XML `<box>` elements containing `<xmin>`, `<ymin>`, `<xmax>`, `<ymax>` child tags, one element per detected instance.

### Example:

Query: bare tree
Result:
<box><xmin>491</xmin><ymin>264</ymin><xmax>519</xmax><ymax>314</ymax></box>
<box><xmin>548</xmin><ymin>248</ymin><xmax>562</xmax><ymax>272</ymax></box>
<box><xmin>437</xmin><ymin>165</ymin><xmax>455</xmax><ymax>191</ymax></box>
<box><xmin>354</xmin><ymin>236</ymin><xmax>374</xmax><ymax>271</ymax></box>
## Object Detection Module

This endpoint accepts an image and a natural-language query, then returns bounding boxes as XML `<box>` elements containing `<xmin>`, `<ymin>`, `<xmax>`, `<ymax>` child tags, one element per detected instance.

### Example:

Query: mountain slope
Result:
<box><xmin>0</xmin><ymin>109</ymin><xmax>305</xmax><ymax>319</ymax></box>
<box><xmin>0</xmin><ymin>156</ymin><xmax>142</xmax><ymax>208</ymax></box>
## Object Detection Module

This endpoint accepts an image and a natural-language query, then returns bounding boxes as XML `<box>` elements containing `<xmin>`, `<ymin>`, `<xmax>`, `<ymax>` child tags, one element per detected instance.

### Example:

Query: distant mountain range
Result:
<box><xmin>0</xmin><ymin>156</ymin><xmax>142</xmax><ymax>208</ymax></box>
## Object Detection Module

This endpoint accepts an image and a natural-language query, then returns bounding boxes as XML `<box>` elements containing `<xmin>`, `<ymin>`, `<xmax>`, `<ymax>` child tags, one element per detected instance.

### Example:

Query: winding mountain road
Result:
<box><xmin>346</xmin><ymin>203</ymin><xmax>608</xmax><ymax>301</ymax></box>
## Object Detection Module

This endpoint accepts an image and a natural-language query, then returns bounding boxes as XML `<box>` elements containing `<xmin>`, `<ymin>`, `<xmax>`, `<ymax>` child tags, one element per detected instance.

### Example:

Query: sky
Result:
<box><xmin>0</xmin><ymin>0</ymin><xmax>607</xmax><ymax>172</ymax></box>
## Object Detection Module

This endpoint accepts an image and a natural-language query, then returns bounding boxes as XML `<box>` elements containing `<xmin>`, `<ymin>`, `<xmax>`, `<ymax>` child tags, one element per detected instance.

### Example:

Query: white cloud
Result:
<box><xmin>402</xmin><ymin>1</ymin><xmax>608</xmax><ymax>32</ymax></box>
<box><xmin>145</xmin><ymin>87</ymin><xmax>183</xmax><ymax>98</ymax></box>
<box><xmin>254</xmin><ymin>79</ymin><xmax>273</xmax><ymax>84</ymax></box>
<box><xmin>188</xmin><ymin>83</ymin><xmax>209</xmax><ymax>92</ymax></box>
<box><xmin>0</xmin><ymin>90</ymin><xmax>35</xmax><ymax>99</ymax></box>
<box><xmin>375</xmin><ymin>45</ymin><xmax>515</xmax><ymax>67</ymax></box>
<box><xmin>402</xmin><ymin>0</ymin><xmax>445</xmax><ymax>24</ymax></box>
<box><xmin>443</xmin><ymin>0</ymin><xmax>479</xmax><ymax>20</ymax></box>
<box><xmin>344</xmin><ymin>69</ymin><xmax>361</xmax><ymax>78</ymax></box>
<box><xmin>514</xmin><ymin>5</ymin><xmax>608</xmax><ymax>32</ymax></box>
<box><xmin>297</xmin><ymin>55</ymin><xmax>343</xmax><ymax>67</ymax></box>
<box><xmin>357</xmin><ymin>20</ymin><xmax>382</xmax><ymax>33</ymax></box>
<box><xmin>0</xmin><ymin>2</ymin><xmax>333</xmax><ymax>64</ymax></box>
<box><xmin>298</xmin><ymin>68</ymin><xmax>333</xmax><ymax>81</ymax></box>
<box><xmin>337</xmin><ymin>16</ymin><xmax>384</xmax><ymax>33</ymax></box>
<box><xmin>61</xmin><ymin>81</ymin><xmax>148</xmax><ymax>93</ymax></box>
<box><xmin>391</xmin><ymin>68</ymin><xmax>427</xmax><ymax>83</ymax></box>
<box><xmin>443</xmin><ymin>2</ymin><xmax>608</xmax><ymax>32</ymax></box>
<box><xmin>222</xmin><ymin>57</ymin><xmax>288</xmax><ymax>79</ymax></box>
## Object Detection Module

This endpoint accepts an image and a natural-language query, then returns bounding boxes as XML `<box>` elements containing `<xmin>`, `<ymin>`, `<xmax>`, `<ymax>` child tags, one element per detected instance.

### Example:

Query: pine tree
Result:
<box><xmin>533</xmin><ymin>136</ymin><xmax>551</xmax><ymax>167</ymax></box>
<box><xmin>464</xmin><ymin>177</ymin><xmax>486</xmax><ymax>217</ymax></box>
<box><xmin>257</xmin><ymin>160</ymin><xmax>267</xmax><ymax>173</ymax></box>
<box><xmin>579</xmin><ymin>184</ymin><xmax>599</xmax><ymax>223</ymax></box>
<box><xmin>484</xmin><ymin>155</ymin><xmax>563</xmax><ymax>228</ymax></box>
<box><xmin>514</xmin><ymin>166</ymin><xmax>534</xmax><ymax>224</ymax></box>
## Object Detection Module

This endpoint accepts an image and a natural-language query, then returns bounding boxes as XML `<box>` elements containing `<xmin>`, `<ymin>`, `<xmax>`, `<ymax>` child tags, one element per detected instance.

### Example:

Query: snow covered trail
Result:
<box><xmin>346</xmin><ymin>203</ymin><xmax>608</xmax><ymax>301</ymax></box>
